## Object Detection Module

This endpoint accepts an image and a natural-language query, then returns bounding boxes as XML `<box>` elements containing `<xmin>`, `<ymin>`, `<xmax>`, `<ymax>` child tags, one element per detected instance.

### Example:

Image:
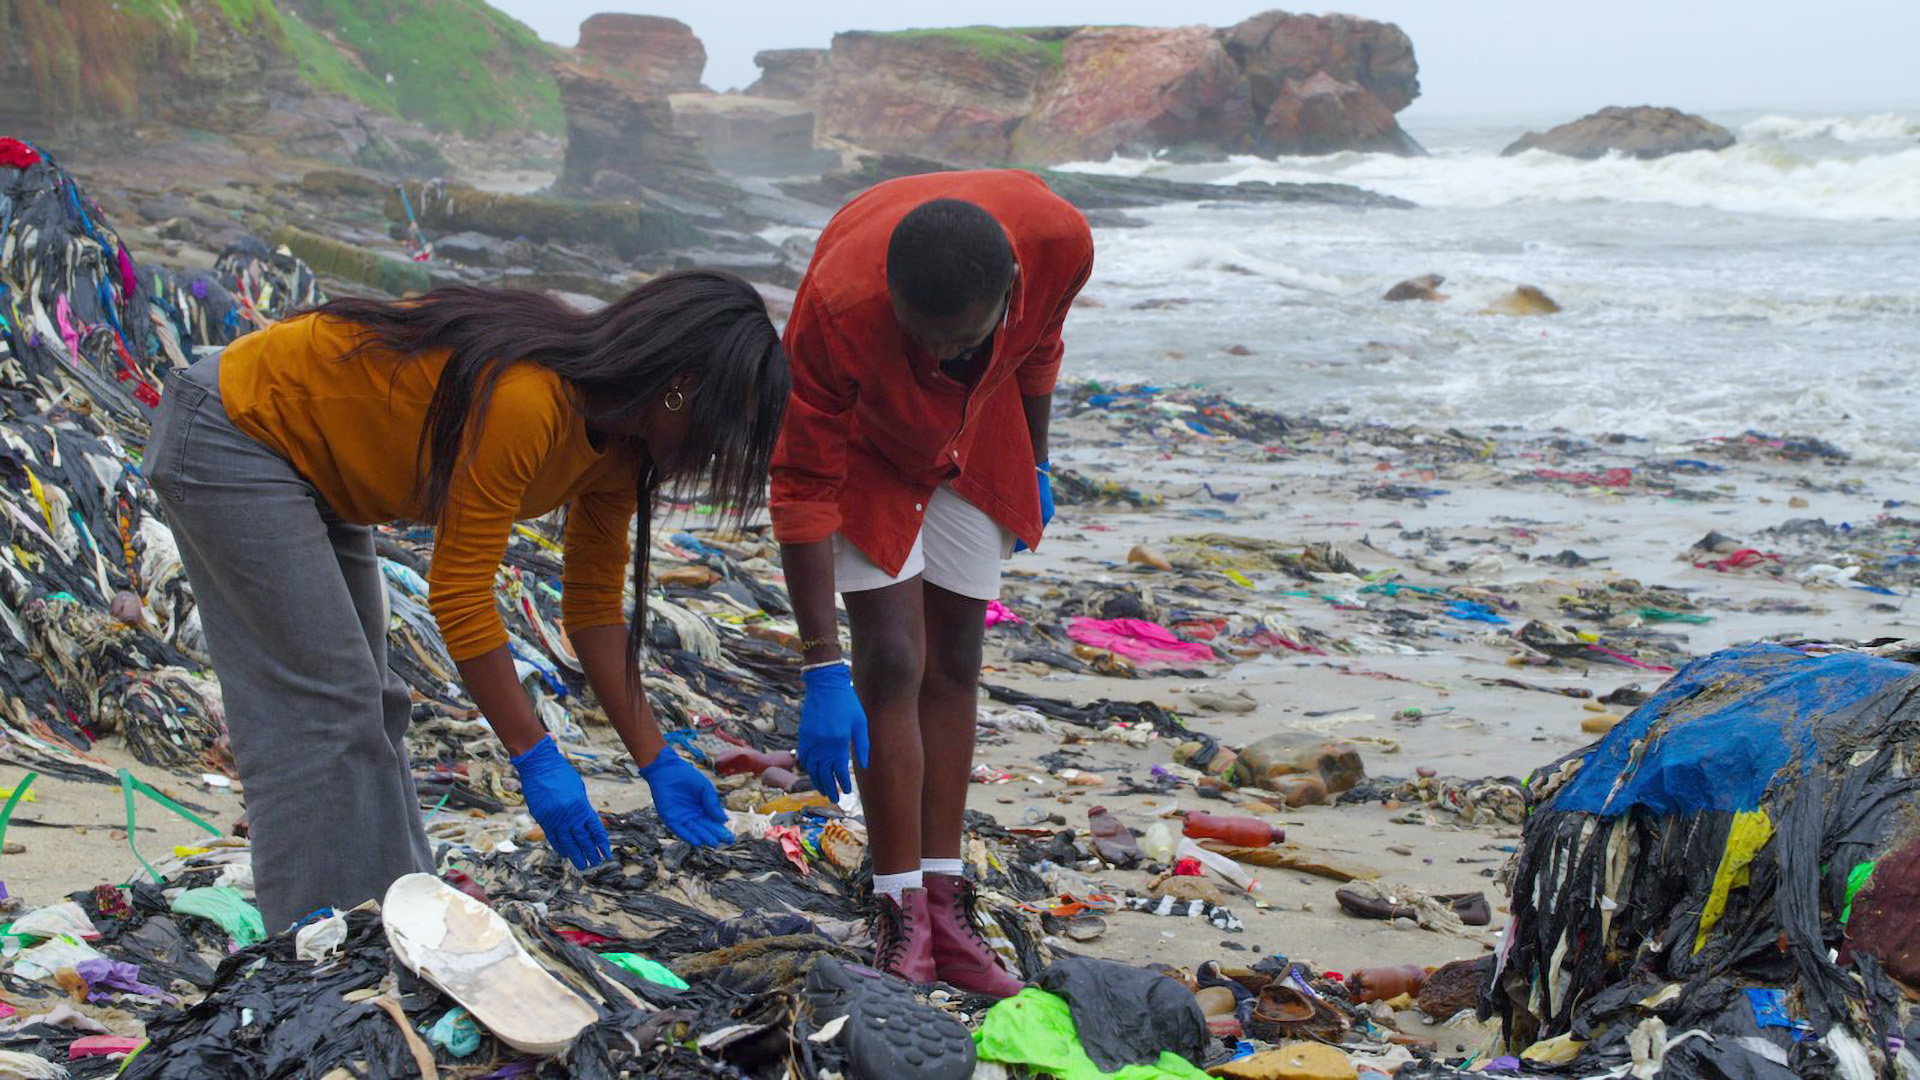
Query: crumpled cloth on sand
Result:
<box><xmin>1068</xmin><ymin>618</ymin><xmax>1218</xmax><ymax>666</ymax></box>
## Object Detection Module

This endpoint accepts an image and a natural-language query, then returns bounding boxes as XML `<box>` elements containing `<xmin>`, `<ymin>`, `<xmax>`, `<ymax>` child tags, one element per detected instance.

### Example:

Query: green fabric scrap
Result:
<box><xmin>974</xmin><ymin>988</ymin><xmax>1211</xmax><ymax>1080</ymax></box>
<box><xmin>120</xmin><ymin>768</ymin><xmax>221</xmax><ymax>884</ymax></box>
<box><xmin>1360</xmin><ymin>582</ymin><xmax>1448</xmax><ymax>598</ymax></box>
<box><xmin>426</xmin><ymin>1007</ymin><xmax>482</xmax><ymax>1056</ymax></box>
<box><xmin>1630</xmin><ymin>607</ymin><xmax>1712</xmax><ymax>624</ymax></box>
<box><xmin>1841</xmin><ymin>860</ymin><xmax>1876</xmax><ymax>924</ymax></box>
<box><xmin>600</xmin><ymin>952</ymin><xmax>689</xmax><ymax>989</ymax></box>
<box><xmin>171</xmin><ymin>886</ymin><xmax>266</xmax><ymax>947</ymax></box>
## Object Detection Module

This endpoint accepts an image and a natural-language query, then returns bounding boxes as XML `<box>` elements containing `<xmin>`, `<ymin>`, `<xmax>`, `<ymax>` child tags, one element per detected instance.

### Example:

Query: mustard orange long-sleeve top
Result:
<box><xmin>217</xmin><ymin>313</ymin><xmax>638</xmax><ymax>661</ymax></box>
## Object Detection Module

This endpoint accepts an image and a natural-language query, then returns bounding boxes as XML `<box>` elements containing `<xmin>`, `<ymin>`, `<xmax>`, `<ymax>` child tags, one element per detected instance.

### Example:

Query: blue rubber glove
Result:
<box><xmin>640</xmin><ymin>745</ymin><xmax>733</xmax><ymax>847</ymax></box>
<box><xmin>798</xmin><ymin>661</ymin><xmax>870</xmax><ymax>803</ymax></box>
<box><xmin>510</xmin><ymin>736</ymin><xmax>610</xmax><ymax>870</ymax></box>
<box><xmin>1013</xmin><ymin>460</ymin><xmax>1054</xmax><ymax>554</ymax></box>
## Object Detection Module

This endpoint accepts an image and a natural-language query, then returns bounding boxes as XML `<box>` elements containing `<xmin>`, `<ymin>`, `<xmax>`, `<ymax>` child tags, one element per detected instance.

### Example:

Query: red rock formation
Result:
<box><xmin>1262</xmin><ymin>72</ymin><xmax>1423</xmax><ymax>156</ymax></box>
<box><xmin>1010</xmin><ymin>26</ymin><xmax>1255</xmax><ymax>165</ymax></box>
<box><xmin>747</xmin><ymin>49</ymin><xmax>826</xmax><ymax>100</ymax></box>
<box><xmin>808</xmin><ymin>30</ymin><xmax>1059</xmax><ymax>165</ymax></box>
<box><xmin>575</xmin><ymin>13</ymin><xmax>707</xmax><ymax>93</ymax></box>
<box><xmin>1224</xmin><ymin>11</ymin><xmax>1419</xmax><ymax>117</ymax></box>
<box><xmin>778</xmin><ymin>12</ymin><xmax>1422</xmax><ymax>163</ymax></box>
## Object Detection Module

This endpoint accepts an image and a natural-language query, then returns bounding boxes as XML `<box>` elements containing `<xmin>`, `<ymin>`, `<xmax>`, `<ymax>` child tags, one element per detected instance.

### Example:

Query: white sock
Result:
<box><xmin>921</xmin><ymin>858</ymin><xmax>965</xmax><ymax>879</ymax></box>
<box><xmin>874</xmin><ymin>870</ymin><xmax>923</xmax><ymax>903</ymax></box>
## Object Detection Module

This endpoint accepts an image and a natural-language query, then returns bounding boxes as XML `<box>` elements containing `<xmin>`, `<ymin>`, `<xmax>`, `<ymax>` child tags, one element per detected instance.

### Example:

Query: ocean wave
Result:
<box><xmin>1058</xmin><ymin>137</ymin><xmax>1920</xmax><ymax>222</ymax></box>
<box><xmin>1743</xmin><ymin>113</ymin><xmax>1920</xmax><ymax>143</ymax></box>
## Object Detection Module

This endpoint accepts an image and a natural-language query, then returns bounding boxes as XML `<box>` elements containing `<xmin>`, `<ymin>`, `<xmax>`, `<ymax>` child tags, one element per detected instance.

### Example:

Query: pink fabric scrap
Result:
<box><xmin>1697</xmin><ymin>548</ymin><xmax>1778</xmax><ymax>573</ymax></box>
<box><xmin>1535</xmin><ymin>467</ymin><xmax>1633</xmax><ymax>488</ymax></box>
<box><xmin>117</xmin><ymin>245</ymin><xmax>139</xmax><ymax>298</ymax></box>
<box><xmin>1068</xmin><ymin>617</ymin><xmax>1219</xmax><ymax>666</ymax></box>
<box><xmin>769</xmin><ymin>825</ymin><xmax>810</xmax><ymax>877</ymax></box>
<box><xmin>69</xmin><ymin>1035</ymin><xmax>145</xmax><ymax>1059</ymax></box>
<box><xmin>54</xmin><ymin>294</ymin><xmax>81</xmax><ymax>362</ymax></box>
<box><xmin>984</xmin><ymin>600</ymin><xmax>1024</xmax><ymax>628</ymax></box>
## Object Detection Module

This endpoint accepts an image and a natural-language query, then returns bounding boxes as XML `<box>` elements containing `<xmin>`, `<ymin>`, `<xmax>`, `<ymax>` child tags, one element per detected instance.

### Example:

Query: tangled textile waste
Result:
<box><xmin>1486</xmin><ymin>642</ymin><xmax>1920</xmax><ymax>1079</ymax></box>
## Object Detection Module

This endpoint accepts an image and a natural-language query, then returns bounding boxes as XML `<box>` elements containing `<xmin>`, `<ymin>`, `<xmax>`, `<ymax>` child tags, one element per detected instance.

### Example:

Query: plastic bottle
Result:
<box><xmin>1035</xmin><ymin>861</ymin><xmax>1100</xmax><ymax>898</ymax></box>
<box><xmin>1194</xmin><ymin>986</ymin><xmax>1238</xmax><ymax>1018</ymax></box>
<box><xmin>1141</xmin><ymin>821</ymin><xmax>1180</xmax><ymax>864</ymax></box>
<box><xmin>1176</xmin><ymin>740</ymin><xmax>1239</xmax><ymax>778</ymax></box>
<box><xmin>1175</xmin><ymin>837</ymin><xmax>1262</xmax><ymax>896</ymax></box>
<box><xmin>1348</xmin><ymin>965</ymin><xmax>1428</xmax><ymax>1004</ymax></box>
<box><xmin>1235</xmin><ymin>733</ymin><xmax>1362</xmax><ymax>793</ymax></box>
<box><xmin>715</xmin><ymin>748</ymin><xmax>797</xmax><ymax>778</ymax></box>
<box><xmin>1086</xmin><ymin>806</ymin><xmax>1144</xmax><ymax>868</ymax></box>
<box><xmin>1183</xmin><ymin>811</ymin><xmax>1284</xmax><ymax>847</ymax></box>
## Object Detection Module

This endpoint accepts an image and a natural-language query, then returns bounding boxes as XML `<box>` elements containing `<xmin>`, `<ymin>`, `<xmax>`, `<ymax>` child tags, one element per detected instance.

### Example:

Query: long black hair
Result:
<box><xmin>313</xmin><ymin>270</ymin><xmax>789</xmax><ymax>672</ymax></box>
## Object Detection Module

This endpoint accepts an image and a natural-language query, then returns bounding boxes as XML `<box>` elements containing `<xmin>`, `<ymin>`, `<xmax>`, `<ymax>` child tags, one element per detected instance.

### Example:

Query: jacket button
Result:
<box><xmin>914</xmin><ymin>503</ymin><xmax>923</xmax><ymax>511</ymax></box>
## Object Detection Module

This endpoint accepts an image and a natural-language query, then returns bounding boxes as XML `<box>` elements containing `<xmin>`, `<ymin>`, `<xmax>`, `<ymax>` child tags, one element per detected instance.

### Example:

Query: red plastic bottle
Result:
<box><xmin>1183</xmin><ymin>811</ymin><xmax>1284</xmax><ymax>847</ymax></box>
<box><xmin>715</xmin><ymin>747</ymin><xmax>798</xmax><ymax>778</ymax></box>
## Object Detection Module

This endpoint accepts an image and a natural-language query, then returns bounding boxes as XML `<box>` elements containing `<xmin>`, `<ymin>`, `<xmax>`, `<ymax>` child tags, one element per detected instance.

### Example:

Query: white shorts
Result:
<box><xmin>834</xmin><ymin>484</ymin><xmax>1013</xmax><ymax>601</ymax></box>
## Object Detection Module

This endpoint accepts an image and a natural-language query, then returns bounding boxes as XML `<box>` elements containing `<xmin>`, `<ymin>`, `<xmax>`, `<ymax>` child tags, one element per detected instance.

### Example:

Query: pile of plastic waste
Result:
<box><xmin>1485</xmin><ymin>641</ymin><xmax>1920</xmax><ymax>1079</ymax></box>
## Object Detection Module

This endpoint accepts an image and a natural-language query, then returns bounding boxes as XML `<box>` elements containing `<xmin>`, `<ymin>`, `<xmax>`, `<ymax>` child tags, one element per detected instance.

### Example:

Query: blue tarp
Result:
<box><xmin>1551</xmin><ymin>643</ymin><xmax>1920</xmax><ymax>816</ymax></box>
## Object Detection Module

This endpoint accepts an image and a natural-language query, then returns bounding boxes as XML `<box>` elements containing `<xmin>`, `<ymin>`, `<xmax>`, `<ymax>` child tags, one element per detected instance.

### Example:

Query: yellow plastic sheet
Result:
<box><xmin>1520</xmin><ymin>1032</ymin><xmax>1588</xmax><ymax>1064</ymax></box>
<box><xmin>1694</xmin><ymin>809</ymin><xmax>1773</xmax><ymax>954</ymax></box>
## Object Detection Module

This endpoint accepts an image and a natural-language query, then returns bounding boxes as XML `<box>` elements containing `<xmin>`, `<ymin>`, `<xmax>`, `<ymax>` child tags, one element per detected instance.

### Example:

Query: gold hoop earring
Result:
<box><xmin>663</xmin><ymin>390</ymin><xmax>686</xmax><ymax>412</ymax></box>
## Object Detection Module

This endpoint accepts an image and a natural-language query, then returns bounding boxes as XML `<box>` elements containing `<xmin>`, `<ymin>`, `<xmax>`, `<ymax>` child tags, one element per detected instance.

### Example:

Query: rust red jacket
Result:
<box><xmin>770</xmin><ymin>170</ymin><xmax>1094</xmax><ymax>574</ymax></box>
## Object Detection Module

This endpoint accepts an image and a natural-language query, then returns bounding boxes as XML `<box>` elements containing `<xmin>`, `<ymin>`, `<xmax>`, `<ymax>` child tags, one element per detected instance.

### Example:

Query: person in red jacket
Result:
<box><xmin>772</xmin><ymin>171</ymin><xmax>1093</xmax><ymax>994</ymax></box>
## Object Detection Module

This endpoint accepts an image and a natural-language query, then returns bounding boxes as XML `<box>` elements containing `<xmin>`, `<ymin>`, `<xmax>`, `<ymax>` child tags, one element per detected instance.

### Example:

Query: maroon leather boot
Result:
<box><xmin>872</xmin><ymin>888</ymin><xmax>936</xmax><ymax>985</ymax></box>
<box><xmin>924</xmin><ymin>874</ymin><xmax>1024</xmax><ymax>998</ymax></box>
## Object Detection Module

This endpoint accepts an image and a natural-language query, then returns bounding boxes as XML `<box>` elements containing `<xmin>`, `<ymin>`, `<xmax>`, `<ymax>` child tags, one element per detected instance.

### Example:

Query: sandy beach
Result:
<box><xmin>5</xmin><ymin>2</ymin><xmax>1916</xmax><ymax>1060</ymax></box>
<box><xmin>5</xmin><ymin>373</ymin><xmax>1902</xmax><ymax>1041</ymax></box>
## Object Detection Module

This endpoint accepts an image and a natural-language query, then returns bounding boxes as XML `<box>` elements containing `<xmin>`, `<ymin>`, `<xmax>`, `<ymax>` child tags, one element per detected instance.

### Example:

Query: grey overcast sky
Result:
<box><xmin>490</xmin><ymin>0</ymin><xmax>1920</xmax><ymax>119</ymax></box>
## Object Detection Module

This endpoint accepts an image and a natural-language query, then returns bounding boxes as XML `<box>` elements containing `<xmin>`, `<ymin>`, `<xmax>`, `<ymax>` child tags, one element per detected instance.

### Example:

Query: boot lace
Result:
<box><xmin>875</xmin><ymin>895</ymin><xmax>916</xmax><ymax>971</ymax></box>
<box><xmin>954</xmin><ymin>879</ymin><xmax>997</xmax><ymax>953</ymax></box>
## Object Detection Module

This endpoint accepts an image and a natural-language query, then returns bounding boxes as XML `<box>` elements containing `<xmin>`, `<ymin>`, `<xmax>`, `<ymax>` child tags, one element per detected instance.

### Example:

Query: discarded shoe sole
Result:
<box><xmin>1334</xmin><ymin>888</ymin><xmax>1491</xmax><ymax>927</ymax></box>
<box><xmin>1247</xmin><ymin>983</ymin><xmax>1347</xmax><ymax>1043</ymax></box>
<box><xmin>804</xmin><ymin>956</ymin><xmax>975</xmax><ymax>1080</ymax></box>
<box><xmin>1188</xmin><ymin>690</ymin><xmax>1258</xmax><ymax>714</ymax></box>
<box><xmin>1043</xmin><ymin>912</ymin><xmax>1109</xmax><ymax>943</ymax></box>
<box><xmin>382</xmin><ymin>873</ymin><xmax>596</xmax><ymax>1055</ymax></box>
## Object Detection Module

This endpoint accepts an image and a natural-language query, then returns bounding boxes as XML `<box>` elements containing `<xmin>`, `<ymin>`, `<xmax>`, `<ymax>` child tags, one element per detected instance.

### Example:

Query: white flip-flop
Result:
<box><xmin>382</xmin><ymin>873</ymin><xmax>597</xmax><ymax>1056</ymax></box>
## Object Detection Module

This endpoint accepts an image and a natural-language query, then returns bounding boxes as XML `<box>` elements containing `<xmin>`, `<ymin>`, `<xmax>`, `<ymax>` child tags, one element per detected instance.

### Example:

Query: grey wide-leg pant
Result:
<box><xmin>145</xmin><ymin>355</ymin><xmax>433</xmax><ymax>930</ymax></box>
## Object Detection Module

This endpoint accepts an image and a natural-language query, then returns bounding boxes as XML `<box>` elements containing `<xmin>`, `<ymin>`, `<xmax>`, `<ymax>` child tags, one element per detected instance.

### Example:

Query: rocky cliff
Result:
<box><xmin>576</xmin><ymin>13</ymin><xmax>708</xmax><ymax>93</ymax></box>
<box><xmin>1010</xmin><ymin>26</ymin><xmax>1255</xmax><ymax>165</ymax></box>
<box><xmin>746</xmin><ymin>49</ymin><xmax>827</xmax><ymax>100</ymax></box>
<box><xmin>552</xmin><ymin>62</ymin><xmax>748</xmax><ymax>223</ymax></box>
<box><xmin>0</xmin><ymin>0</ymin><xmax>563</xmax><ymax>139</ymax></box>
<box><xmin>807</xmin><ymin>28</ymin><xmax>1067</xmax><ymax>164</ymax></box>
<box><xmin>749</xmin><ymin>12</ymin><xmax>1422</xmax><ymax>164</ymax></box>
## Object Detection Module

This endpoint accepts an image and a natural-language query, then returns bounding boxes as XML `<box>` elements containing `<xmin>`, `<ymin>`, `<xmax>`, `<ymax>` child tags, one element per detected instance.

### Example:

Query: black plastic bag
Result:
<box><xmin>1035</xmin><ymin>957</ymin><xmax>1206</xmax><ymax>1072</ymax></box>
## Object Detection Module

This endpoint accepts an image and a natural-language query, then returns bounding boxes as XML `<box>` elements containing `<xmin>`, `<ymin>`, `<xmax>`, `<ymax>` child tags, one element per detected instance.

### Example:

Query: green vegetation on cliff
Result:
<box><xmin>281</xmin><ymin>0</ymin><xmax>562</xmax><ymax>136</ymax></box>
<box><xmin>873</xmin><ymin>27</ymin><xmax>1066</xmax><ymax>69</ymax></box>
<box><xmin>2</xmin><ymin>0</ymin><xmax>562</xmax><ymax>137</ymax></box>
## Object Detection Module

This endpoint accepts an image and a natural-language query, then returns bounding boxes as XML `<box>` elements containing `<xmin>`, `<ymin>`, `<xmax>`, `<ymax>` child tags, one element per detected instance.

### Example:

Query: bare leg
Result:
<box><xmin>917</xmin><ymin>583</ymin><xmax>988</xmax><ymax>861</ymax></box>
<box><xmin>843</xmin><ymin>577</ymin><xmax>927</xmax><ymax>876</ymax></box>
